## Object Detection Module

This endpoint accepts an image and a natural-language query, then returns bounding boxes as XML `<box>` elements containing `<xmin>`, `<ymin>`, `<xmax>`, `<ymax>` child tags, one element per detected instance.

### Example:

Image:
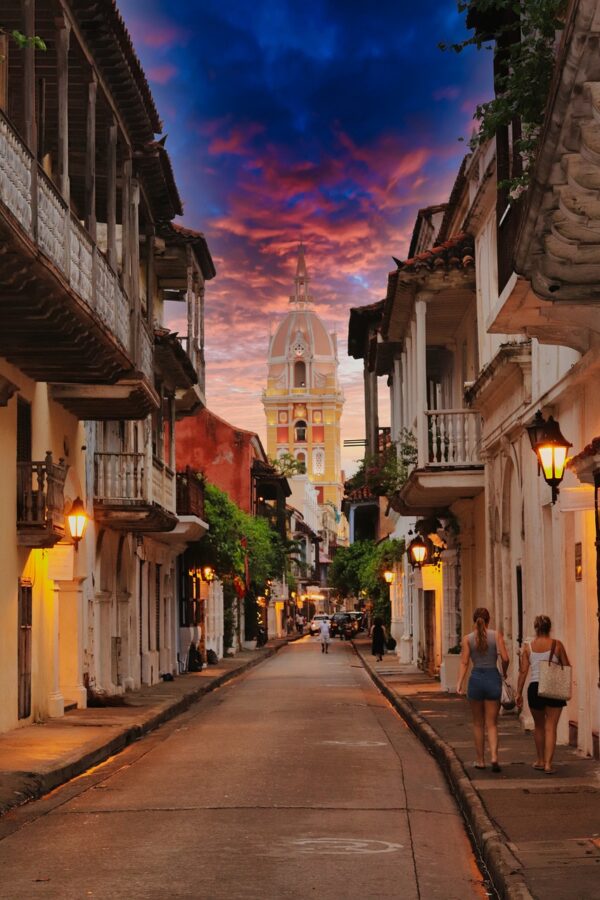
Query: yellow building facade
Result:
<box><xmin>263</xmin><ymin>247</ymin><xmax>344</xmax><ymax>515</ymax></box>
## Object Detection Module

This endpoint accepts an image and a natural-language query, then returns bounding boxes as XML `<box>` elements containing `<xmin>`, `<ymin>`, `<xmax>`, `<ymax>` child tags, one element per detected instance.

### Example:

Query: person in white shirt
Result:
<box><xmin>319</xmin><ymin>618</ymin><xmax>331</xmax><ymax>654</ymax></box>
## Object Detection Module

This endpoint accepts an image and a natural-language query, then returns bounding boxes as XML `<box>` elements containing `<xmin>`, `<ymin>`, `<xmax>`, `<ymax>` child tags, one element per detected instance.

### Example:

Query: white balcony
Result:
<box><xmin>396</xmin><ymin>409</ymin><xmax>484</xmax><ymax>514</ymax></box>
<box><xmin>93</xmin><ymin>452</ymin><xmax>177</xmax><ymax>532</ymax></box>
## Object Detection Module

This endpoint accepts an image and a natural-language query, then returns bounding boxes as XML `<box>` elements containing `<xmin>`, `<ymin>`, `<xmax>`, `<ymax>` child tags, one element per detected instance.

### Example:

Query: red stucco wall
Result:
<box><xmin>176</xmin><ymin>408</ymin><xmax>263</xmax><ymax>513</ymax></box>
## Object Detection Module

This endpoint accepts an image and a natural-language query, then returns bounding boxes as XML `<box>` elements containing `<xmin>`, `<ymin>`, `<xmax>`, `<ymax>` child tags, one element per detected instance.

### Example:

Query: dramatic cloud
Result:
<box><xmin>119</xmin><ymin>0</ymin><xmax>491</xmax><ymax>474</ymax></box>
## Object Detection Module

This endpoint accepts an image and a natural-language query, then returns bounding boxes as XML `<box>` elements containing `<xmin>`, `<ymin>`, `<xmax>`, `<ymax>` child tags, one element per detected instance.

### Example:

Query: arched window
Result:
<box><xmin>294</xmin><ymin>360</ymin><xmax>306</xmax><ymax>388</ymax></box>
<box><xmin>295</xmin><ymin>452</ymin><xmax>306</xmax><ymax>473</ymax></box>
<box><xmin>295</xmin><ymin>420</ymin><xmax>307</xmax><ymax>442</ymax></box>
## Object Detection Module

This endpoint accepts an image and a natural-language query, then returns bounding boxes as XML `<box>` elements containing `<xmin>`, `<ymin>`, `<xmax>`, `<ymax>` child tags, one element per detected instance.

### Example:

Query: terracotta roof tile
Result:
<box><xmin>395</xmin><ymin>233</ymin><xmax>475</xmax><ymax>275</ymax></box>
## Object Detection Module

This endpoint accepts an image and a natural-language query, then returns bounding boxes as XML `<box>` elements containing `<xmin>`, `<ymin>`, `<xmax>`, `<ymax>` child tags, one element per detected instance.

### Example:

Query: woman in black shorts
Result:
<box><xmin>516</xmin><ymin>615</ymin><xmax>570</xmax><ymax>774</ymax></box>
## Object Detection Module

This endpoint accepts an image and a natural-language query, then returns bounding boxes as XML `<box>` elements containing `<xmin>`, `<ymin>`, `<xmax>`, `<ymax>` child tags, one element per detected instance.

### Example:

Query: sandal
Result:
<box><xmin>532</xmin><ymin>764</ymin><xmax>545</xmax><ymax>770</ymax></box>
<box><xmin>544</xmin><ymin>768</ymin><xmax>556</xmax><ymax>775</ymax></box>
<box><xmin>491</xmin><ymin>761</ymin><xmax>501</xmax><ymax>773</ymax></box>
<box><xmin>474</xmin><ymin>763</ymin><xmax>486</xmax><ymax>770</ymax></box>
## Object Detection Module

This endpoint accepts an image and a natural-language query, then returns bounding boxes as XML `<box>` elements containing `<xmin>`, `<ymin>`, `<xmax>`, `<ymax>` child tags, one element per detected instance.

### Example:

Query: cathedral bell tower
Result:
<box><xmin>263</xmin><ymin>246</ymin><xmax>344</xmax><ymax>513</ymax></box>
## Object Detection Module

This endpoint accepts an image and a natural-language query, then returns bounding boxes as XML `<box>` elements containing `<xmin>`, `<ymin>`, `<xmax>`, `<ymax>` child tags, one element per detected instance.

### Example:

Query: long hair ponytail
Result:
<box><xmin>473</xmin><ymin>607</ymin><xmax>490</xmax><ymax>652</ymax></box>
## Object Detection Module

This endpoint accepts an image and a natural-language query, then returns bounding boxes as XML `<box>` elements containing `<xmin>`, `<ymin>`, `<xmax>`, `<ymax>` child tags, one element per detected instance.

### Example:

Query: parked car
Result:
<box><xmin>330</xmin><ymin>612</ymin><xmax>354</xmax><ymax>640</ymax></box>
<box><xmin>309</xmin><ymin>614</ymin><xmax>330</xmax><ymax>635</ymax></box>
<box><xmin>347</xmin><ymin>611</ymin><xmax>364</xmax><ymax>632</ymax></box>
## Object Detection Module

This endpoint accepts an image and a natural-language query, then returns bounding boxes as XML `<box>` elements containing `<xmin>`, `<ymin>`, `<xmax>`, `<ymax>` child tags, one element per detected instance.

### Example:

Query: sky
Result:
<box><xmin>119</xmin><ymin>0</ymin><xmax>492</xmax><ymax>475</ymax></box>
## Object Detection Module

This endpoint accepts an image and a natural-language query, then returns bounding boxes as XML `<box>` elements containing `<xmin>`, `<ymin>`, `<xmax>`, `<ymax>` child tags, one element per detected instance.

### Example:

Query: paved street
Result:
<box><xmin>0</xmin><ymin>638</ymin><xmax>485</xmax><ymax>900</ymax></box>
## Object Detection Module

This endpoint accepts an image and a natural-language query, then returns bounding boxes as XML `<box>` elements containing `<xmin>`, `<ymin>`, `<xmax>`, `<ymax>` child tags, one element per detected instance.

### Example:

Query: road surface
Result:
<box><xmin>0</xmin><ymin>637</ymin><xmax>486</xmax><ymax>899</ymax></box>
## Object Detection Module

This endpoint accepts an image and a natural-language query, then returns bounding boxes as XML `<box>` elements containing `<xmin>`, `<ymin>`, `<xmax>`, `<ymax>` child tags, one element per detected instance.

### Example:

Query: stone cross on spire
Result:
<box><xmin>290</xmin><ymin>242</ymin><xmax>312</xmax><ymax>306</ymax></box>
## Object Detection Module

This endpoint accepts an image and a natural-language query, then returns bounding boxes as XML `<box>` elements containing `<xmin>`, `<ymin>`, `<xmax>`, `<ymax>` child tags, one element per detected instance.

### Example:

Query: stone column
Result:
<box><xmin>57</xmin><ymin>578</ymin><xmax>87</xmax><ymax>709</ymax></box>
<box><xmin>93</xmin><ymin>590</ymin><xmax>114</xmax><ymax>694</ymax></box>
<box><xmin>117</xmin><ymin>590</ymin><xmax>134</xmax><ymax>691</ymax></box>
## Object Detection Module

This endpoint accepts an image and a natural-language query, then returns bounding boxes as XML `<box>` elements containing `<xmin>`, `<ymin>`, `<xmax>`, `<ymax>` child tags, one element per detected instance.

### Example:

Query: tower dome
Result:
<box><xmin>263</xmin><ymin>245</ymin><xmax>344</xmax><ymax>512</ymax></box>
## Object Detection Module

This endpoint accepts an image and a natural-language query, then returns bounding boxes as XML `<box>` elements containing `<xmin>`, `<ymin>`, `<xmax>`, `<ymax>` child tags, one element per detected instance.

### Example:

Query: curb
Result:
<box><xmin>1</xmin><ymin>638</ymin><xmax>295</xmax><ymax>818</ymax></box>
<box><xmin>354</xmin><ymin>643</ymin><xmax>533</xmax><ymax>900</ymax></box>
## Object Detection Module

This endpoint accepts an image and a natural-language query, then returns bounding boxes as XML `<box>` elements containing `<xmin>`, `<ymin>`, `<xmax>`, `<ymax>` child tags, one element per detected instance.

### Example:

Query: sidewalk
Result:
<box><xmin>0</xmin><ymin>636</ymin><xmax>297</xmax><ymax>818</ymax></box>
<box><xmin>353</xmin><ymin>637</ymin><xmax>600</xmax><ymax>900</ymax></box>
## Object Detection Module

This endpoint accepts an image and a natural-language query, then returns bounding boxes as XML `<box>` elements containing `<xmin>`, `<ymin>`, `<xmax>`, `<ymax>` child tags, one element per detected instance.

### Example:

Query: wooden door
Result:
<box><xmin>18</xmin><ymin>580</ymin><xmax>32</xmax><ymax>719</ymax></box>
<box><xmin>424</xmin><ymin>590</ymin><xmax>436</xmax><ymax>676</ymax></box>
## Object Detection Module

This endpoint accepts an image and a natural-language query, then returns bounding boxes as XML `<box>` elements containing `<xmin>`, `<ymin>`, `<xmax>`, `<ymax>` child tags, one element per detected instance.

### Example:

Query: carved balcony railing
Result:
<box><xmin>424</xmin><ymin>410</ymin><xmax>483</xmax><ymax>468</ymax></box>
<box><xmin>0</xmin><ymin>110</ymin><xmax>130</xmax><ymax>354</ymax></box>
<box><xmin>93</xmin><ymin>451</ymin><xmax>177</xmax><ymax>532</ymax></box>
<box><xmin>94</xmin><ymin>452</ymin><xmax>146</xmax><ymax>502</ymax></box>
<box><xmin>176</xmin><ymin>468</ymin><xmax>205</xmax><ymax>520</ymax></box>
<box><xmin>17</xmin><ymin>452</ymin><xmax>68</xmax><ymax>548</ymax></box>
<box><xmin>175</xmin><ymin>335</ymin><xmax>206</xmax><ymax>410</ymax></box>
<box><xmin>0</xmin><ymin>110</ymin><xmax>160</xmax><ymax>419</ymax></box>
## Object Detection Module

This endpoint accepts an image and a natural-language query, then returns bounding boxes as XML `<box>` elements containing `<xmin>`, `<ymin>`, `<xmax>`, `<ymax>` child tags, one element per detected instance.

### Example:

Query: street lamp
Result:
<box><xmin>67</xmin><ymin>497</ymin><xmax>88</xmax><ymax>548</ymax></box>
<box><xmin>383</xmin><ymin>569</ymin><xmax>395</xmax><ymax>584</ymax></box>
<box><xmin>201</xmin><ymin>565</ymin><xmax>215</xmax><ymax>583</ymax></box>
<box><xmin>525</xmin><ymin>411</ymin><xmax>572</xmax><ymax>504</ymax></box>
<box><xmin>407</xmin><ymin>535</ymin><xmax>428</xmax><ymax>569</ymax></box>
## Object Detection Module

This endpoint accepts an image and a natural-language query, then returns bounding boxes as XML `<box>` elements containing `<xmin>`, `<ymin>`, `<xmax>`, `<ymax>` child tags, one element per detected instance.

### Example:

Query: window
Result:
<box><xmin>295</xmin><ymin>420</ymin><xmax>307</xmax><ymax>442</ymax></box>
<box><xmin>294</xmin><ymin>360</ymin><xmax>306</xmax><ymax>388</ymax></box>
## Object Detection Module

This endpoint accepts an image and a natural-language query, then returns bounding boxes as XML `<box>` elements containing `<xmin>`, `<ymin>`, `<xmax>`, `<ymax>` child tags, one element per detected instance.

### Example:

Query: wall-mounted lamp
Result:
<box><xmin>383</xmin><ymin>569</ymin><xmax>395</xmax><ymax>585</ymax></box>
<box><xmin>525</xmin><ymin>411</ymin><xmax>572</xmax><ymax>504</ymax></box>
<box><xmin>67</xmin><ymin>497</ymin><xmax>88</xmax><ymax>548</ymax></box>
<box><xmin>407</xmin><ymin>535</ymin><xmax>428</xmax><ymax>569</ymax></box>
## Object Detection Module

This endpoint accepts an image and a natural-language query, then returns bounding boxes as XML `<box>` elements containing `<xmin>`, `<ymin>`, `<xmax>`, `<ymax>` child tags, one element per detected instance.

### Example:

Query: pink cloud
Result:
<box><xmin>148</xmin><ymin>64</ymin><xmax>178</xmax><ymax>84</ymax></box>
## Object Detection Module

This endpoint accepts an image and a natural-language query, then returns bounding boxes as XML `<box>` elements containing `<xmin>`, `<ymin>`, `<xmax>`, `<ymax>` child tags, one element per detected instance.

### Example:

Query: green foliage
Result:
<box><xmin>441</xmin><ymin>0</ymin><xmax>567</xmax><ymax>195</ymax></box>
<box><xmin>268</xmin><ymin>452</ymin><xmax>306</xmax><ymax>476</ymax></box>
<box><xmin>0</xmin><ymin>27</ymin><xmax>47</xmax><ymax>56</ymax></box>
<box><xmin>201</xmin><ymin>482</ymin><xmax>285</xmax><ymax>588</ymax></box>
<box><xmin>345</xmin><ymin>431</ymin><xmax>417</xmax><ymax>498</ymax></box>
<box><xmin>328</xmin><ymin>539</ymin><xmax>404</xmax><ymax>610</ymax></box>
<box><xmin>222</xmin><ymin>581</ymin><xmax>236</xmax><ymax>651</ymax></box>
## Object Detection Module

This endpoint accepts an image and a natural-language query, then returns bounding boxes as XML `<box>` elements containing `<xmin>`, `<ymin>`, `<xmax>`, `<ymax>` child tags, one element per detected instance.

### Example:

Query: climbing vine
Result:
<box><xmin>441</xmin><ymin>0</ymin><xmax>567</xmax><ymax>195</ymax></box>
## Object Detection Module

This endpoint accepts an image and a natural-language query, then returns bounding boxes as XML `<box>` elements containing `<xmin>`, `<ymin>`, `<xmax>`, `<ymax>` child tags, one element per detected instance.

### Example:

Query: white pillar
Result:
<box><xmin>57</xmin><ymin>578</ymin><xmax>87</xmax><ymax>709</ymax></box>
<box><xmin>415</xmin><ymin>296</ymin><xmax>428</xmax><ymax>467</ymax></box>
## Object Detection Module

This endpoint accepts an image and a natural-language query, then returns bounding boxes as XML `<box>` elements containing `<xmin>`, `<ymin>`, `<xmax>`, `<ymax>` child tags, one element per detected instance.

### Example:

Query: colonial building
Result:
<box><xmin>263</xmin><ymin>246</ymin><xmax>344</xmax><ymax>515</ymax></box>
<box><xmin>349</xmin><ymin>0</ymin><xmax>600</xmax><ymax>758</ymax></box>
<box><xmin>0</xmin><ymin>0</ymin><xmax>213</xmax><ymax>732</ymax></box>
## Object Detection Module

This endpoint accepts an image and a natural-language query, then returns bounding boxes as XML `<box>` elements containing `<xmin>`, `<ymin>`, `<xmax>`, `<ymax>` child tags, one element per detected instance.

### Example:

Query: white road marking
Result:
<box><xmin>289</xmin><ymin>838</ymin><xmax>403</xmax><ymax>855</ymax></box>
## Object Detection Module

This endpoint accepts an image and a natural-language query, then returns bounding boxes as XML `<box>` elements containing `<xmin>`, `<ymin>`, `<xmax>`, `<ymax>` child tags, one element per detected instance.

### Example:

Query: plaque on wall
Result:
<box><xmin>312</xmin><ymin>410</ymin><xmax>322</xmax><ymax>424</ymax></box>
<box><xmin>278</xmin><ymin>410</ymin><xmax>288</xmax><ymax>424</ymax></box>
<box><xmin>293</xmin><ymin>403</ymin><xmax>307</xmax><ymax>419</ymax></box>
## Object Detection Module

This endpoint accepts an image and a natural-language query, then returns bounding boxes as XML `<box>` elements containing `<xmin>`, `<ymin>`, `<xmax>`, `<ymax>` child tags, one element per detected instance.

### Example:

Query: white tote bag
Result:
<box><xmin>538</xmin><ymin>640</ymin><xmax>572</xmax><ymax>701</ymax></box>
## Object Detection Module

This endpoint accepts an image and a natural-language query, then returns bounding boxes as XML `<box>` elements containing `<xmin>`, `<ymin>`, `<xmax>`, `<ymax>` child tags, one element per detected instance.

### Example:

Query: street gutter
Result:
<box><xmin>353</xmin><ymin>641</ymin><xmax>534</xmax><ymax>900</ymax></box>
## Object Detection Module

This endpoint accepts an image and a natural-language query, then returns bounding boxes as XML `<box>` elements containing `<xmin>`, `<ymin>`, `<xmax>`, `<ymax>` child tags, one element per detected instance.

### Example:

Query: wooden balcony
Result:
<box><xmin>394</xmin><ymin>410</ymin><xmax>484</xmax><ymax>515</ymax></box>
<box><xmin>174</xmin><ymin>335</ymin><xmax>206</xmax><ymax>415</ymax></box>
<box><xmin>17</xmin><ymin>453</ymin><xmax>68</xmax><ymax>548</ymax></box>
<box><xmin>93</xmin><ymin>452</ymin><xmax>177</xmax><ymax>532</ymax></box>
<box><xmin>0</xmin><ymin>110</ymin><xmax>157</xmax><ymax>419</ymax></box>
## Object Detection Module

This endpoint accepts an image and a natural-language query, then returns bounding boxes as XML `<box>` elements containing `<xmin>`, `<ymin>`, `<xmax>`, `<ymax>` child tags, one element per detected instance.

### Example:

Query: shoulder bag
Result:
<box><xmin>538</xmin><ymin>640</ymin><xmax>572</xmax><ymax>701</ymax></box>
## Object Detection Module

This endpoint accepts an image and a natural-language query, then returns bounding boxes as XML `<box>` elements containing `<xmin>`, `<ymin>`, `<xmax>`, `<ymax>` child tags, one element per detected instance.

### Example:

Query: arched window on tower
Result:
<box><xmin>294</xmin><ymin>360</ymin><xmax>306</xmax><ymax>388</ymax></box>
<box><xmin>295</xmin><ymin>451</ymin><xmax>306</xmax><ymax>473</ymax></box>
<box><xmin>295</xmin><ymin>420</ymin><xmax>307</xmax><ymax>442</ymax></box>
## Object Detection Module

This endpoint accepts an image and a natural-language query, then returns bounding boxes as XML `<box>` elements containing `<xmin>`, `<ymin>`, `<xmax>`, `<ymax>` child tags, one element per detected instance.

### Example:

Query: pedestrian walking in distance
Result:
<box><xmin>295</xmin><ymin>612</ymin><xmax>304</xmax><ymax>635</ymax></box>
<box><xmin>516</xmin><ymin>615</ymin><xmax>570</xmax><ymax>774</ymax></box>
<box><xmin>457</xmin><ymin>607</ymin><xmax>509</xmax><ymax>772</ymax></box>
<box><xmin>319</xmin><ymin>617</ymin><xmax>331</xmax><ymax>654</ymax></box>
<box><xmin>371</xmin><ymin>616</ymin><xmax>386</xmax><ymax>662</ymax></box>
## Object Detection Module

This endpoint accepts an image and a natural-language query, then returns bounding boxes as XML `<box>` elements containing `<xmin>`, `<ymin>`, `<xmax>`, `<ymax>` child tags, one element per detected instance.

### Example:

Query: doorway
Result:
<box><xmin>424</xmin><ymin>590</ymin><xmax>437</xmax><ymax>675</ymax></box>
